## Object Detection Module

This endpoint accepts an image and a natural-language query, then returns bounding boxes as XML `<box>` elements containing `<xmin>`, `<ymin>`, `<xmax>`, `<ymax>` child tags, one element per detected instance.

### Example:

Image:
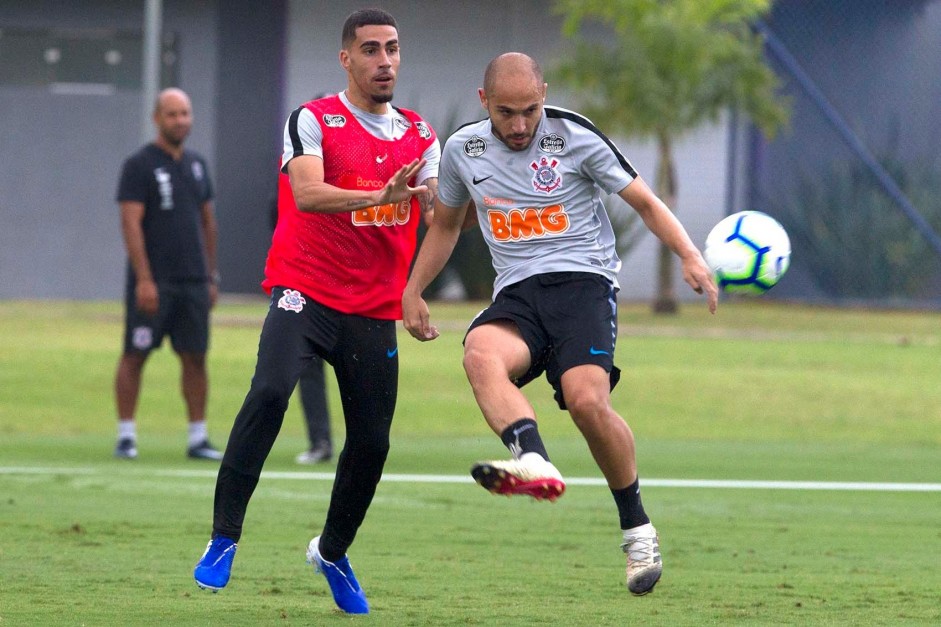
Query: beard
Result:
<box><xmin>492</xmin><ymin>126</ymin><xmax>534</xmax><ymax>151</ymax></box>
<box><xmin>371</xmin><ymin>92</ymin><xmax>394</xmax><ymax>104</ymax></box>
<box><xmin>161</xmin><ymin>127</ymin><xmax>189</xmax><ymax>147</ymax></box>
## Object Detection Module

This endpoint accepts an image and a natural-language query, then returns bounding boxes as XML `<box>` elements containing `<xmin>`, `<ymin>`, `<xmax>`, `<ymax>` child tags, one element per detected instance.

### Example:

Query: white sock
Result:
<box><xmin>623</xmin><ymin>522</ymin><xmax>655</xmax><ymax>539</ymax></box>
<box><xmin>188</xmin><ymin>420</ymin><xmax>208</xmax><ymax>447</ymax></box>
<box><xmin>519</xmin><ymin>452</ymin><xmax>548</xmax><ymax>464</ymax></box>
<box><xmin>118</xmin><ymin>420</ymin><xmax>136</xmax><ymax>441</ymax></box>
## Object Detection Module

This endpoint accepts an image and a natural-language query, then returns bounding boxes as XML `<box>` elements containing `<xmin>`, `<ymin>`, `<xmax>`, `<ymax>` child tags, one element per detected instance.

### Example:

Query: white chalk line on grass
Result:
<box><xmin>1</xmin><ymin>466</ymin><xmax>940</xmax><ymax>492</ymax></box>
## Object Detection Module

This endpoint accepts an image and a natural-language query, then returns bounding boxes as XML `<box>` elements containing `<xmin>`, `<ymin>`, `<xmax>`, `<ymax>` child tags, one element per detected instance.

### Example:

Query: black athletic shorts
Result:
<box><xmin>465</xmin><ymin>271</ymin><xmax>621</xmax><ymax>410</ymax></box>
<box><xmin>123</xmin><ymin>279</ymin><xmax>210</xmax><ymax>354</ymax></box>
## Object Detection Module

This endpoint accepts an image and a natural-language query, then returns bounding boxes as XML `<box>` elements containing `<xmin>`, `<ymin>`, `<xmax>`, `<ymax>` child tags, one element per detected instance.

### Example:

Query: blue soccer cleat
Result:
<box><xmin>306</xmin><ymin>535</ymin><xmax>369</xmax><ymax>614</ymax></box>
<box><xmin>193</xmin><ymin>535</ymin><xmax>238</xmax><ymax>591</ymax></box>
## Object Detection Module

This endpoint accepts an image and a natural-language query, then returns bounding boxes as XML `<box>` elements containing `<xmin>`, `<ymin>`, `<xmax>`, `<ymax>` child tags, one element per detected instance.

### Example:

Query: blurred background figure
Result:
<box><xmin>113</xmin><ymin>87</ymin><xmax>222</xmax><ymax>461</ymax></box>
<box><xmin>294</xmin><ymin>358</ymin><xmax>333</xmax><ymax>464</ymax></box>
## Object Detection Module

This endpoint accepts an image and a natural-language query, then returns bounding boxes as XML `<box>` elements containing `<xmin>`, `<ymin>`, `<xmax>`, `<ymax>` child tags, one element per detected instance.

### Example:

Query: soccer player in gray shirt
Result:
<box><xmin>402</xmin><ymin>52</ymin><xmax>718</xmax><ymax>596</ymax></box>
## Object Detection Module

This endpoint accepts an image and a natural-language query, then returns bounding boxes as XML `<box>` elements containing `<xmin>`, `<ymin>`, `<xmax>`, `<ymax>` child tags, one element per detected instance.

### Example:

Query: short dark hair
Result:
<box><xmin>341</xmin><ymin>8</ymin><xmax>397</xmax><ymax>48</ymax></box>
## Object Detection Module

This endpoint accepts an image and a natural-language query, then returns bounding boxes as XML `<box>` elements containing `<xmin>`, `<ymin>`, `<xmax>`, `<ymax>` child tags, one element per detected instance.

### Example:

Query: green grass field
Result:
<box><xmin>1</xmin><ymin>298</ymin><xmax>939</xmax><ymax>625</ymax></box>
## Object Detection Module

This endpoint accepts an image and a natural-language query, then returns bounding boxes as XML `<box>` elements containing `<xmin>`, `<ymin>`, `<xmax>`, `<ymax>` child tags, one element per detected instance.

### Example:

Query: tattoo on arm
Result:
<box><xmin>419</xmin><ymin>177</ymin><xmax>438</xmax><ymax>214</ymax></box>
<box><xmin>346</xmin><ymin>198</ymin><xmax>374</xmax><ymax>208</ymax></box>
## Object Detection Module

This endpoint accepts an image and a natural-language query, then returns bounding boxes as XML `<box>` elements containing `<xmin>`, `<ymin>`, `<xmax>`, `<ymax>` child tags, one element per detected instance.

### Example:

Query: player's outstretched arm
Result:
<box><xmin>289</xmin><ymin>156</ymin><xmax>428</xmax><ymax>213</ymax></box>
<box><xmin>618</xmin><ymin>177</ymin><xmax>718</xmax><ymax>313</ymax></box>
<box><xmin>402</xmin><ymin>197</ymin><xmax>470</xmax><ymax>341</ymax></box>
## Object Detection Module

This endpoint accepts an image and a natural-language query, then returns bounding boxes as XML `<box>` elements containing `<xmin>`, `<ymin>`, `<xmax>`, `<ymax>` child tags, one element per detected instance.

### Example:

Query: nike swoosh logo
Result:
<box><xmin>386</xmin><ymin>347</ymin><xmax>398</xmax><ymax>358</ymax></box>
<box><xmin>512</xmin><ymin>424</ymin><xmax>535</xmax><ymax>438</ymax></box>
<box><xmin>211</xmin><ymin>545</ymin><xmax>236</xmax><ymax>566</ymax></box>
<box><xmin>472</xmin><ymin>174</ymin><xmax>493</xmax><ymax>185</ymax></box>
<box><xmin>589</xmin><ymin>346</ymin><xmax>610</xmax><ymax>355</ymax></box>
<box><xmin>376</xmin><ymin>154</ymin><xmax>388</xmax><ymax>163</ymax></box>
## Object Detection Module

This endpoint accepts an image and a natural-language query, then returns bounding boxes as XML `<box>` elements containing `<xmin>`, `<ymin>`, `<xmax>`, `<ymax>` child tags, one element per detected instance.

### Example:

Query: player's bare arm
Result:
<box><xmin>417</xmin><ymin>177</ymin><xmax>438</xmax><ymax>227</ymax></box>
<box><xmin>462</xmin><ymin>200</ymin><xmax>479</xmax><ymax>230</ymax></box>
<box><xmin>119</xmin><ymin>200</ymin><xmax>159</xmax><ymax>315</ymax></box>
<box><xmin>289</xmin><ymin>155</ymin><xmax>428</xmax><ymax>213</ymax></box>
<box><xmin>619</xmin><ymin>177</ymin><xmax>719</xmax><ymax>313</ymax></box>
<box><xmin>402</xmin><ymin>197</ymin><xmax>470</xmax><ymax>341</ymax></box>
<box><xmin>200</xmin><ymin>200</ymin><xmax>219</xmax><ymax>307</ymax></box>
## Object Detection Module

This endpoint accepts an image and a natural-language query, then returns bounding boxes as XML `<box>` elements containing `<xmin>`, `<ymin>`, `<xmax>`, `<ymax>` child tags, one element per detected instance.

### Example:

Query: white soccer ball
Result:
<box><xmin>704</xmin><ymin>211</ymin><xmax>791</xmax><ymax>295</ymax></box>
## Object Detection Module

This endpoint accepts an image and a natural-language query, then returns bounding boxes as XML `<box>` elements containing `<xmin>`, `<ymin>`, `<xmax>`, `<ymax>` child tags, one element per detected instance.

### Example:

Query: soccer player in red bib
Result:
<box><xmin>194</xmin><ymin>9</ymin><xmax>439</xmax><ymax>614</ymax></box>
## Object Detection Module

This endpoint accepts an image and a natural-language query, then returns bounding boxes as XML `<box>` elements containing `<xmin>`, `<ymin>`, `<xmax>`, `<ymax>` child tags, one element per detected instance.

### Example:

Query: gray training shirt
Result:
<box><xmin>438</xmin><ymin>106</ymin><xmax>637</xmax><ymax>299</ymax></box>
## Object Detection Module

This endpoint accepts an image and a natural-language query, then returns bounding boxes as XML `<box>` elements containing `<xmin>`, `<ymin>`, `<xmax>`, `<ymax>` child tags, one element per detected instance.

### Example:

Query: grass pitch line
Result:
<box><xmin>2</xmin><ymin>466</ymin><xmax>940</xmax><ymax>492</ymax></box>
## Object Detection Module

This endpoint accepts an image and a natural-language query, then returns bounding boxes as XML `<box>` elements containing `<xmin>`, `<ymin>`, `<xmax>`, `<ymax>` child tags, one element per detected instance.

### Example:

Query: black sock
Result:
<box><xmin>612</xmin><ymin>478</ymin><xmax>650</xmax><ymax>530</ymax></box>
<box><xmin>318</xmin><ymin>532</ymin><xmax>346</xmax><ymax>563</ymax></box>
<box><xmin>500</xmin><ymin>418</ymin><xmax>550</xmax><ymax>461</ymax></box>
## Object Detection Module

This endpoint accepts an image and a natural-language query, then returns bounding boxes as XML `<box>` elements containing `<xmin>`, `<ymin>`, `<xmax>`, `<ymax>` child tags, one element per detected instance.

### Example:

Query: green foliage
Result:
<box><xmin>552</xmin><ymin>0</ymin><xmax>787</xmax><ymax>136</ymax></box>
<box><xmin>774</xmin><ymin>155</ymin><xmax>941</xmax><ymax>299</ymax></box>
<box><xmin>551</xmin><ymin>0</ymin><xmax>789</xmax><ymax>140</ymax></box>
<box><xmin>550</xmin><ymin>0</ymin><xmax>791</xmax><ymax>311</ymax></box>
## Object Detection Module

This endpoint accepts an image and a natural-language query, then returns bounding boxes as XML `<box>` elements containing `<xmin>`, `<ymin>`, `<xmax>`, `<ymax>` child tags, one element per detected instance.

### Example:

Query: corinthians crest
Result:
<box><xmin>277</xmin><ymin>289</ymin><xmax>306</xmax><ymax>313</ymax></box>
<box><xmin>530</xmin><ymin>156</ymin><xmax>562</xmax><ymax>193</ymax></box>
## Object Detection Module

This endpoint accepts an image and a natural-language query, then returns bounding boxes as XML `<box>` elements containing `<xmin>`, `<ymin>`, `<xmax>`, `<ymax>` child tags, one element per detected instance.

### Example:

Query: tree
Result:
<box><xmin>552</xmin><ymin>0</ymin><xmax>788</xmax><ymax>313</ymax></box>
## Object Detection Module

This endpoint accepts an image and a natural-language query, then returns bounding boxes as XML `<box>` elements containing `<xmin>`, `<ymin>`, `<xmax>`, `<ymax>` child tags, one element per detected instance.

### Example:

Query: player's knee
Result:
<box><xmin>179</xmin><ymin>352</ymin><xmax>206</xmax><ymax>369</ymax></box>
<box><xmin>348</xmin><ymin>428</ymin><xmax>390</xmax><ymax>461</ymax></box>
<box><xmin>247</xmin><ymin>379</ymin><xmax>291</xmax><ymax>414</ymax></box>
<box><xmin>565</xmin><ymin>387</ymin><xmax>610</xmax><ymax>426</ymax></box>
<box><xmin>120</xmin><ymin>352</ymin><xmax>148</xmax><ymax>372</ymax></box>
<box><xmin>463</xmin><ymin>344</ymin><xmax>511</xmax><ymax>384</ymax></box>
<box><xmin>462</xmin><ymin>346</ymin><xmax>489</xmax><ymax>384</ymax></box>
<box><xmin>367</xmin><ymin>436</ymin><xmax>390</xmax><ymax>461</ymax></box>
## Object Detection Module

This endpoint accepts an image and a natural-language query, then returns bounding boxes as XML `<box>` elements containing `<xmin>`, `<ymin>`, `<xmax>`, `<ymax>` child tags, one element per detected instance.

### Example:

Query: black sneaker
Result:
<box><xmin>187</xmin><ymin>440</ymin><xmax>223</xmax><ymax>460</ymax></box>
<box><xmin>295</xmin><ymin>440</ymin><xmax>333</xmax><ymax>464</ymax></box>
<box><xmin>114</xmin><ymin>437</ymin><xmax>138</xmax><ymax>459</ymax></box>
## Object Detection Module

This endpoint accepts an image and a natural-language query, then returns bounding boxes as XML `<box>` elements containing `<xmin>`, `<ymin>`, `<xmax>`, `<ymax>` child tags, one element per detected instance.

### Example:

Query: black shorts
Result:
<box><xmin>123</xmin><ymin>280</ymin><xmax>210</xmax><ymax>354</ymax></box>
<box><xmin>466</xmin><ymin>271</ymin><xmax>621</xmax><ymax>410</ymax></box>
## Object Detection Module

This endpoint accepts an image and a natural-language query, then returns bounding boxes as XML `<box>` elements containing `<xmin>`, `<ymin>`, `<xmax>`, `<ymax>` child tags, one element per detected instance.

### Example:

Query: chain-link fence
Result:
<box><xmin>747</xmin><ymin>0</ymin><xmax>941</xmax><ymax>306</ymax></box>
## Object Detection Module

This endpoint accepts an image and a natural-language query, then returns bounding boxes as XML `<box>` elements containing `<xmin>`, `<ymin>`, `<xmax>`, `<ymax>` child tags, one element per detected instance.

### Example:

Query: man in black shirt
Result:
<box><xmin>113</xmin><ymin>87</ymin><xmax>221</xmax><ymax>461</ymax></box>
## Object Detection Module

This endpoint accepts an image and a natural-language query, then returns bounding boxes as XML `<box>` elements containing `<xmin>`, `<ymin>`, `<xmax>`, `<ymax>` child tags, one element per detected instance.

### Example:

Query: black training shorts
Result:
<box><xmin>123</xmin><ymin>280</ymin><xmax>210</xmax><ymax>354</ymax></box>
<box><xmin>465</xmin><ymin>271</ymin><xmax>621</xmax><ymax>409</ymax></box>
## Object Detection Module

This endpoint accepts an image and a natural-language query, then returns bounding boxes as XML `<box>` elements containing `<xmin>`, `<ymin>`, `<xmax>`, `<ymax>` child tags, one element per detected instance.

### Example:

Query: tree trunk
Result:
<box><xmin>652</xmin><ymin>132</ymin><xmax>679</xmax><ymax>314</ymax></box>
